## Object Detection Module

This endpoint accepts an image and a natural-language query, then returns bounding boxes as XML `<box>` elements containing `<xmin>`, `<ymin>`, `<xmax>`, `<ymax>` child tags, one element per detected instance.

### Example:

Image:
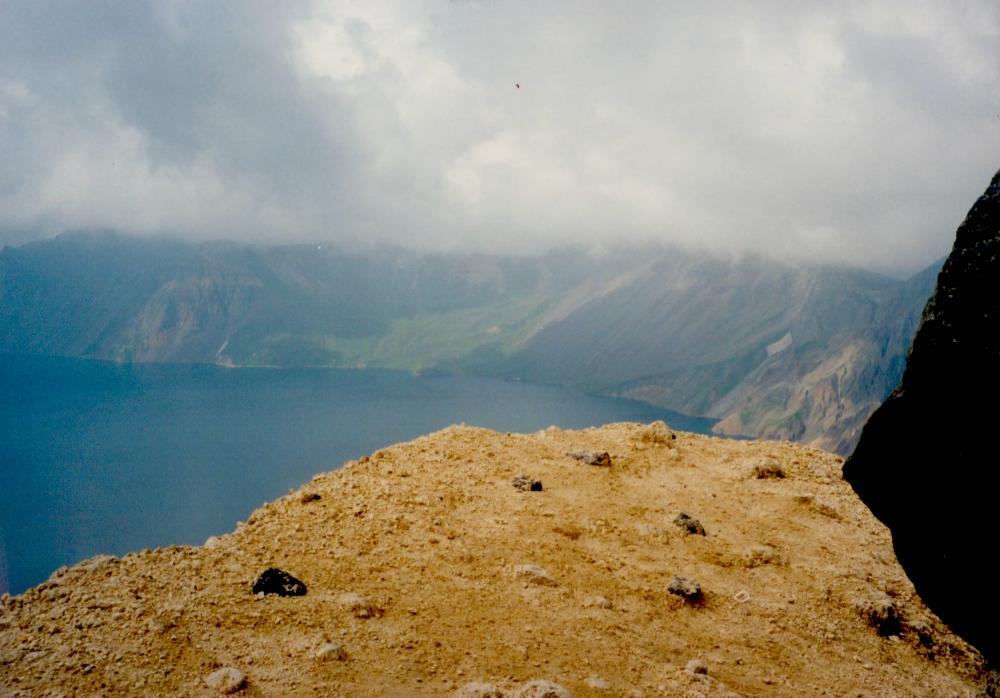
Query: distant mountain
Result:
<box><xmin>0</xmin><ymin>232</ymin><xmax>571</xmax><ymax>367</ymax></box>
<box><xmin>476</xmin><ymin>252</ymin><xmax>938</xmax><ymax>453</ymax></box>
<box><xmin>0</xmin><ymin>232</ymin><xmax>940</xmax><ymax>453</ymax></box>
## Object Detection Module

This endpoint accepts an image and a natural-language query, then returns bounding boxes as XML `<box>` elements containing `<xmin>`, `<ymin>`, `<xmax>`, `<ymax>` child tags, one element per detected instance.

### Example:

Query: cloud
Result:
<box><xmin>1</xmin><ymin>1</ymin><xmax>998</xmax><ymax>272</ymax></box>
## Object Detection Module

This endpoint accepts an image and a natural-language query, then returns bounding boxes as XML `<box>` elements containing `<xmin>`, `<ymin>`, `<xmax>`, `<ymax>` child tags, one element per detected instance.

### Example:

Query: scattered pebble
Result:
<box><xmin>338</xmin><ymin>592</ymin><xmax>380</xmax><ymax>618</ymax></box>
<box><xmin>858</xmin><ymin>592</ymin><xmax>902</xmax><ymax>636</ymax></box>
<box><xmin>513</xmin><ymin>564</ymin><xmax>558</xmax><ymax>587</ymax></box>
<box><xmin>314</xmin><ymin>642</ymin><xmax>346</xmax><ymax>661</ymax></box>
<box><xmin>673</xmin><ymin>513</ymin><xmax>706</xmax><ymax>536</ymax></box>
<box><xmin>515</xmin><ymin>679</ymin><xmax>573</xmax><ymax>697</ymax></box>
<box><xmin>585</xmin><ymin>675</ymin><xmax>611</xmax><ymax>690</ymax></box>
<box><xmin>566</xmin><ymin>451</ymin><xmax>611</xmax><ymax>467</ymax></box>
<box><xmin>634</xmin><ymin>421</ymin><xmax>676</xmax><ymax>445</ymax></box>
<box><xmin>454</xmin><ymin>682</ymin><xmax>505</xmax><ymax>698</ymax></box>
<box><xmin>0</xmin><ymin>424</ymin><xmax>982</xmax><ymax>697</ymax></box>
<box><xmin>742</xmin><ymin>545</ymin><xmax>785</xmax><ymax>568</ymax></box>
<box><xmin>512</xmin><ymin>475</ymin><xmax>543</xmax><ymax>492</ymax></box>
<box><xmin>751</xmin><ymin>459</ymin><xmax>786</xmax><ymax>479</ymax></box>
<box><xmin>204</xmin><ymin>667</ymin><xmax>247</xmax><ymax>694</ymax></box>
<box><xmin>668</xmin><ymin>576</ymin><xmax>703</xmax><ymax>602</ymax></box>
<box><xmin>552</xmin><ymin>524</ymin><xmax>584</xmax><ymax>540</ymax></box>
<box><xmin>251</xmin><ymin>568</ymin><xmax>307</xmax><ymax>597</ymax></box>
<box><xmin>907</xmin><ymin>617</ymin><xmax>935</xmax><ymax>646</ymax></box>
<box><xmin>686</xmin><ymin>659</ymin><xmax>708</xmax><ymax>675</ymax></box>
<box><xmin>63</xmin><ymin>554</ymin><xmax>118</xmax><ymax>576</ymax></box>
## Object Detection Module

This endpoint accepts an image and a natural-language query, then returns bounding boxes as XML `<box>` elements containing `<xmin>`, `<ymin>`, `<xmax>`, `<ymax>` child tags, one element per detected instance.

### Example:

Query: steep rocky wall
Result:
<box><xmin>844</xmin><ymin>168</ymin><xmax>1000</xmax><ymax>663</ymax></box>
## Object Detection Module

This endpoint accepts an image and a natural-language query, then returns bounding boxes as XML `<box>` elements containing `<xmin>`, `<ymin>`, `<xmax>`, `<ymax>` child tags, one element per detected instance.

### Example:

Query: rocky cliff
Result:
<box><xmin>844</xmin><ymin>168</ymin><xmax>1000</xmax><ymax>665</ymax></box>
<box><xmin>0</xmin><ymin>424</ymin><xmax>984</xmax><ymax>696</ymax></box>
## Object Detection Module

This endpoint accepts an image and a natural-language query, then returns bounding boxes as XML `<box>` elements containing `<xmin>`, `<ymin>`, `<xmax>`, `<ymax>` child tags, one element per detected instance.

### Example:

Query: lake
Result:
<box><xmin>0</xmin><ymin>354</ymin><xmax>715</xmax><ymax>595</ymax></box>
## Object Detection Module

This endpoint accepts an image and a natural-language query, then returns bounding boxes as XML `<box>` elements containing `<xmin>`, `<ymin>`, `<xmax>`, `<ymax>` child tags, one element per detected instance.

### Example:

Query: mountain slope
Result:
<box><xmin>0</xmin><ymin>233</ymin><xmax>580</xmax><ymax>367</ymax></box>
<box><xmin>705</xmin><ymin>262</ymin><xmax>939</xmax><ymax>452</ymax></box>
<box><xmin>492</xmin><ymin>257</ymin><xmax>938</xmax><ymax>452</ymax></box>
<box><xmin>0</xmin><ymin>233</ymin><xmax>939</xmax><ymax>453</ymax></box>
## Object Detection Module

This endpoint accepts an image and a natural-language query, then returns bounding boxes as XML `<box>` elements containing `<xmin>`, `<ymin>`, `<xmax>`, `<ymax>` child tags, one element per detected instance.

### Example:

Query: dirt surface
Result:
<box><xmin>0</xmin><ymin>423</ymin><xmax>985</xmax><ymax>696</ymax></box>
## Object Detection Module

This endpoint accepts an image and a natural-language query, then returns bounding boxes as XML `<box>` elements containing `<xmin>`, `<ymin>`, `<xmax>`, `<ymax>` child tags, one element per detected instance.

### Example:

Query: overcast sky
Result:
<box><xmin>1</xmin><ymin>1</ymin><xmax>998</xmax><ymax>272</ymax></box>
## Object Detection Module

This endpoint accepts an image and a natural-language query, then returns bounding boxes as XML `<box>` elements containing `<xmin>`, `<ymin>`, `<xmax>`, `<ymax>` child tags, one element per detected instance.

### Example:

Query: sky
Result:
<box><xmin>1</xmin><ymin>1</ymin><xmax>998</xmax><ymax>272</ymax></box>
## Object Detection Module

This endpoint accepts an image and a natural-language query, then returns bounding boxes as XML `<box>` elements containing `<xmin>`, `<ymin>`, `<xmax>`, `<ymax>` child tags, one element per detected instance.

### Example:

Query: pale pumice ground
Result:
<box><xmin>0</xmin><ymin>422</ymin><xmax>985</xmax><ymax>697</ymax></box>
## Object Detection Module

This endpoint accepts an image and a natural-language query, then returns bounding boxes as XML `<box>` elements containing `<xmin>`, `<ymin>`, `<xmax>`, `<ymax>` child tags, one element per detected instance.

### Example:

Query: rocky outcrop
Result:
<box><xmin>844</xmin><ymin>168</ymin><xmax>1000</xmax><ymax>663</ymax></box>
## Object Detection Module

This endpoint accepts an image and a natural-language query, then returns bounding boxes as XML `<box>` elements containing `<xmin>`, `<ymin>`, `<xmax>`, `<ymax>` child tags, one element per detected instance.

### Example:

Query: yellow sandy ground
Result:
<box><xmin>0</xmin><ymin>423</ymin><xmax>984</xmax><ymax>696</ymax></box>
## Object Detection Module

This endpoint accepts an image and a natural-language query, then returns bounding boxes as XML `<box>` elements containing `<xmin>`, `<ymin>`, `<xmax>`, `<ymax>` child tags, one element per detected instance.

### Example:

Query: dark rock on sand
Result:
<box><xmin>252</xmin><ymin>568</ymin><xmax>307</xmax><ymax>597</ymax></box>
<box><xmin>512</xmin><ymin>475</ymin><xmax>543</xmax><ymax>492</ymax></box>
<box><xmin>673</xmin><ymin>513</ymin><xmax>706</xmax><ymax>536</ymax></box>
<box><xmin>668</xmin><ymin>575</ymin><xmax>702</xmax><ymax>602</ymax></box>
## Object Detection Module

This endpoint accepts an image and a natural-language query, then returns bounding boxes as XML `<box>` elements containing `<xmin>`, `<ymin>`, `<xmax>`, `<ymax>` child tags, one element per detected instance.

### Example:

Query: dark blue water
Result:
<box><xmin>0</xmin><ymin>354</ymin><xmax>715</xmax><ymax>595</ymax></box>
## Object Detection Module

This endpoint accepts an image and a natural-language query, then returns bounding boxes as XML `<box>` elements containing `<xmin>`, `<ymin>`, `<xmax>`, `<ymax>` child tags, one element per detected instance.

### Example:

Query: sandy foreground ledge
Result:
<box><xmin>0</xmin><ymin>423</ymin><xmax>985</xmax><ymax>696</ymax></box>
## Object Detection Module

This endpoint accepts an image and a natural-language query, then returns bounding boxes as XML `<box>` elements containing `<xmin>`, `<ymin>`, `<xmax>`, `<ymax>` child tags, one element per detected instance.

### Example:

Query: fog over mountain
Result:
<box><xmin>1</xmin><ymin>2</ymin><xmax>999</xmax><ymax>273</ymax></box>
<box><xmin>0</xmin><ymin>232</ymin><xmax>940</xmax><ymax>452</ymax></box>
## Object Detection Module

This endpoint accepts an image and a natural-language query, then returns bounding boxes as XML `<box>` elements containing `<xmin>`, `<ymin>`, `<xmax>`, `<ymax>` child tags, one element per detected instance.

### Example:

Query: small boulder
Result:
<box><xmin>300</xmin><ymin>492</ymin><xmax>321</xmax><ymax>503</ymax></box>
<box><xmin>673</xmin><ymin>513</ymin><xmax>706</xmax><ymax>536</ymax></box>
<box><xmin>512</xmin><ymin>475</ymin><xmax>543</xmax><ymax>492</ymax></box>
<box><xmin>743</xmin><ymin>545</ymin><xmax>788</xmax><ymax>568</ymax></box>
<box><xmin>71</xmin><ymin>554</ymin><xmax>118</xmax><ymax>575</ymax></box>
<box><xmin>314</xmin><ymin>642</ymin><xmax>347</xmax><ymax>661</ymax></box>
<box><xmin>858</xmin><ymin>592</ymin><xmax>902</xmax><ymax>637</ymax></box>
<box><xmin>338</xmin><ymin>592</ymin><xmax>380</xmax><ymax>618</ymax></box>
<box><xmin>751</xmin><ymin>459</ymin><xmax>786</xmax><ymax>479</ymax></box>
<box><xmin>513</xmin><ymin>564</ymin><xmax>558</xmax><ymax>587</ymax></box>
<box><xmin>567</xmin><ymin>451</ymin><xmax>611</xmax><ymax>467</ymax></box>
<box><xmin>634</xmin><ymin>420</ymin><xmax>676</xmax><ymax>445</ymax></box>
<box><xmin>668</xmin><ymin>576</ymin><xmax>703</xmax><ymax>602</ymax></box>
<box><xmin>742</xmin><ymin>545</ymin><xmax>785</xmax><ymax>568</ymax></box>
<box><xmin>906</xmin><ymin>616</ymin><xmax>935</xmax><ymax>647</ymax></box>
<box><xmin>204</xmin><ymin>667</ymin><xmax>247</xmax><ymax>694</ymax></box>
<box><xmin>252</xmin><ymin>568</ymin><xmax>307</xmax><ymax>597</ymax></box>
<box><xmin>455</xmin><ymin>682</ymin><xmax>505</xmax><ymax>698</ymax></box>
<box><xmin>685</xmin><ymin>659</ymin><xmax>708</xmax><ymax>675</ymax></box>
<box><xmin>583</xmin><ymin>595</ymin><xmax>613</xmax><ymax>609</ymax></box>
<box><xmin>584</xmin><ymin>675</ymin><xmax>611</xmax><ymax>690</ymax></box>
<box><xmin>515</xmin><ymin>680</ymin><xmax>573</xmax><ymax>698</ymax></box>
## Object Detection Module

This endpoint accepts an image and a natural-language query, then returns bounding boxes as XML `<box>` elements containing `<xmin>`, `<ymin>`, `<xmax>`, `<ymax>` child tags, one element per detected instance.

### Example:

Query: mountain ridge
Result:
<box><xmin>0</xmin><ymin>232</ymin><xmax>941</xmax><ymax>453</ymax></box>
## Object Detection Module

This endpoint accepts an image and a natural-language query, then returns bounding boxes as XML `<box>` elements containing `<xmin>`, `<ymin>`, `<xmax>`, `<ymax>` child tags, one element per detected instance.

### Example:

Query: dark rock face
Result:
<box><xmin>843</xmin><ymin>169</ymin><xmax>1000</xmax><ymax>662</ymax></box>
<box><xmin>251</xmin><ymin>568</ymin><xmax>307</xmax><ymax>597</ymax></box>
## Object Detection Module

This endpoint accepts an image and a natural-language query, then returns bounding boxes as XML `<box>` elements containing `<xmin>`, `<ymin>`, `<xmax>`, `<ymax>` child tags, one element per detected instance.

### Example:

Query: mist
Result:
<box><xmin>1</xmin><ymin>1</ymin><xmax>998</xmax><ymax>273</ymax></box>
